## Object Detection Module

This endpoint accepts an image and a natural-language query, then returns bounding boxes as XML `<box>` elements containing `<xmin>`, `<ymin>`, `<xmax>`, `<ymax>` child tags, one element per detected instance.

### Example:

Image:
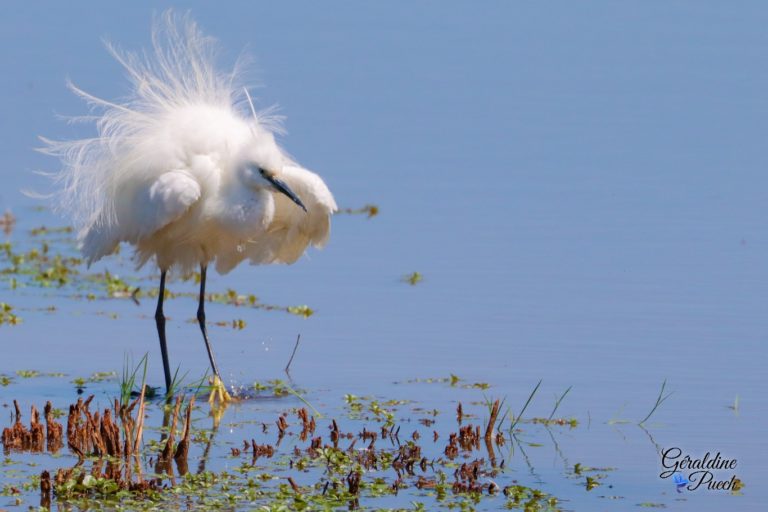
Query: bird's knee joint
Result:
<box><xmin>155</xmin><ymin>310</ymin><xmax>165</xmax><ymax>323</ymax></box>
<box><xmin>197</xmin><ymin>310</ymin><xmax>205</xmax><ymax>324</ymax></box>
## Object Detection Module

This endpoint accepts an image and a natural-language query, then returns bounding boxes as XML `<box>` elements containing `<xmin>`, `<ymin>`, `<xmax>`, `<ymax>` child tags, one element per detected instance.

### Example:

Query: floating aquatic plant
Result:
<box><xmin>0</xmin><ymin>302</ymin><xmax>20</xmax><ymax>325</ymax></box>
<box><xmin>403</xmin><ymin>271</ymin><xmax>423</xmax><ymax>285</ymax></box>
<box><xmin>337</xmin><ymin>204</ymin><xmax>379</xmax><ymax>218</ymax></box>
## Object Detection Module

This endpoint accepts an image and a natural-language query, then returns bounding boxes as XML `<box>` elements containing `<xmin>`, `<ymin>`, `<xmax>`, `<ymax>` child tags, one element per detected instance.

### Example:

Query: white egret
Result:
<box><xmin>41</xmin><ymin>12</ymin><xmax>337</xmax><ymax>402</ymax></box>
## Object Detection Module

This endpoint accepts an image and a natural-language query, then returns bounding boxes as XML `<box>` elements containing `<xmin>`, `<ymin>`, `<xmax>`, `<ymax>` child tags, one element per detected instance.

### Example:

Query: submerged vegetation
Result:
<box><xmin>1</xmin><ymin>378</ymin><xmax>574</xmax><ymax>511</ymax></box>
<box><xmin>0</xmin><ymin>360</ymin><xmax>749</xmax><ymax>511</ymax></box>
<box><xmin>0</xmin><ymin>368</ymin><xmax>732</xmax><ymax>510</ymax></box>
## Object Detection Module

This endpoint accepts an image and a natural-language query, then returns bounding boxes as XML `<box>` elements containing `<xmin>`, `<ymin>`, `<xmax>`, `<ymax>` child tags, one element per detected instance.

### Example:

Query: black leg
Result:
<box><xmin>197</xmin><ymin>265</ymin><xmax>222</xmax><ymax>379</ymax></box>
<box><xmin>155</xmin><ymin>270</ymin><xmax>172</xmax><ymax>392</ymax></box>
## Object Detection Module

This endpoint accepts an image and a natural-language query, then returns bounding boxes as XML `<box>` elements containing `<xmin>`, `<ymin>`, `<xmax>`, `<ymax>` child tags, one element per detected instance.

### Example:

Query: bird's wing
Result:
<box><xmin>138</xmin><ymin>170</ymin><xmax>202</xmax><ymax>237</ymax></box>
<box><xmin>81</xmin><ymin>169</ymin><xmax>201</xmax><ymax>264</ymax></box>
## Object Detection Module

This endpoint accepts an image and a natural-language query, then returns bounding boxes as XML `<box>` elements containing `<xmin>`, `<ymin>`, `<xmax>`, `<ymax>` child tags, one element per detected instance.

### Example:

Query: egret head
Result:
<box><xmin>252</xmin><ymin>165</ymin><xmax>307</xmax><ymax>212</ymax></box>
<box><xmin>237</xmin><ymin>87</ymin><xmax>306</xmax><ymax>212</ymax></box>
<box><xmin>239</xmin><ymin>132</ymin><xmax>306</xmax><ymax>212</ymax></box>
<box><xmin>235</xmin><ymin>87</ymin><xmax>305</xmax><ymax>211</ymax></box>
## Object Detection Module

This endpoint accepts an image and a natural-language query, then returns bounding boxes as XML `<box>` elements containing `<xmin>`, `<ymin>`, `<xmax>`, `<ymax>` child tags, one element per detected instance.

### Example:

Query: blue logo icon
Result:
<box><xmin>673</xmin><ymin>473</ymin><xmax>689</xmax><ymax>492</ymax></box>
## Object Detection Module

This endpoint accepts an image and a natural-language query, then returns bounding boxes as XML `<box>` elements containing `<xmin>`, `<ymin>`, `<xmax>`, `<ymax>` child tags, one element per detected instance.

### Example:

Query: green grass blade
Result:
<box><xmin>284</xmin><ymin>383</ymin><xmax>323</xmax><ymax>419</ymax></box>
<box><xmin>509</xmin><ymin>379</ymin><xmax>542</xmax><ymax>432</ymax></box>
<box><xmin>548</xmin><ymin>385</ymin><xmax>572</xmax><ymax>421</ymax></box>
<box><xmin>638</xmin><ymin>379</ymin><xmax>673</xmax><ymax>425</ymax></box>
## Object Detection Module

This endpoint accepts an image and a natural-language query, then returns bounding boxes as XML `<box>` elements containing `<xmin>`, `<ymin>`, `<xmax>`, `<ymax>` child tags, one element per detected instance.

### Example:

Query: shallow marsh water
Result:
<box><xmin>1</xmin><ymin>2</ymin><xmax>767</xmax><ymax>510</ymax></box>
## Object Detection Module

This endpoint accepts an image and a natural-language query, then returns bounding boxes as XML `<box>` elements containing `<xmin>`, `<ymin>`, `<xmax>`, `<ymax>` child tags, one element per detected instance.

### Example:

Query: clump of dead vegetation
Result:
<box><xmin>3</xmin><ymin>392</ymin><xmax>195</xmax><ymax>505</ymax></box>
<box><xmin>3</xmin><ymin>391</ymin><xmax>565</xmax><ymax>511</ymax></box>
<box><xmin>2</xmin><ymin>400</ymin><xmax>62</xmax><ymax>453</ymax></box>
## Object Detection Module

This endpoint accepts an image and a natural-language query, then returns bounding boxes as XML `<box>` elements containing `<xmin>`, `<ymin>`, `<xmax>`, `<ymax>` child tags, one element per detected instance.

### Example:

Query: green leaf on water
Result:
<box><xmin>403</xmin><ymin>272</ymin><xmax>423</xmax><ymax>285</ymax></box>
<box><xmin>16</xmin><ymin>370</ymin><xmax>40</xmax><ymax>378</ymax></box>
<box><xmin>287</xmin><ymin>305</ymin><xmax>314</xmax><ymax>318</ymax></box>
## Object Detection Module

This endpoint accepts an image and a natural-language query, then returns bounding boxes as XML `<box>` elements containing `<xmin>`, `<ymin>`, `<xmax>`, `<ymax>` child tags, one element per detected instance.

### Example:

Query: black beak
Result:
<box><xmin>266</xmin><ymin>175</ymin><xmax>307</xmax><ymax>212</ymax></box>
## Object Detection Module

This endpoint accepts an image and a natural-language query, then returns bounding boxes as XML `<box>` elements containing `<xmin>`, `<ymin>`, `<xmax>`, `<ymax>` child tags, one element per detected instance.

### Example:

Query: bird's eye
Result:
<box><xmin>258</xmin><ymin>167</ymin><xmax>266</xmax><ymax>176</ymax></box>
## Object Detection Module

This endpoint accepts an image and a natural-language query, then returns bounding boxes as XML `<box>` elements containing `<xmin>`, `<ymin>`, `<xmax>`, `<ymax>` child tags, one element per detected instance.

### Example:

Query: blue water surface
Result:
<box><xmin>0</xmin><ymin>2</ymin><xmax>766</xmax><ymax>510</ymax></box>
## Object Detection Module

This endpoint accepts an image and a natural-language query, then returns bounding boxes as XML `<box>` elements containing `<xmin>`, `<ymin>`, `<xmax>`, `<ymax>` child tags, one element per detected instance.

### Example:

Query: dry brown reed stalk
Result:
<box><xmin>151</xmin><ymin>395</ymin><xmax>182</xmax><ymax>480</ymax></box>
<box><xmin>173</xmin><ymin>395</ymin><xmax>195</xmax><ymax>475</ymax></box>
<box><xmin>160</xmin><ymin>395</ymin><xmax>183</xmax><ymax>462</ymax></box>
<box><xmin>276</xmin><ymin>414</ymin><xmax>288</xmax><ymax>438</ymax></box>
<box><xmin>297</xmin><ymin>408</ymin><xmax>316</xmax><ymax>441</ymax></box>
<box><xmin>29</xmin><ymin>405</ymin><xmax>45</xmax><ymax>451</ymax></box>
<box><xmin>485</xmin><ymin>435</ymin><xmax>497</xmax><ymax>468</ymax></box>
<box><xmin>65</xmin><ymin>401</ymin><xmax>84</xmax><ymax>458</ymax></box>
<box><xmin>347</xmin><ymin>470</ymin><xmax>362</xmax><ymax>494</ymax></box>
<box><xmin>44</xmin><ymin>401</ymin><xmax>63</xmax><ymax>452</ymax></box>
<box><xmin>484</xmin><ymin>399</ymin><xmax>500</xmax><ymax>441</ymax></box>
<box><xmin>330</xmin><ymin>419</ymin><xmax>340</xmax><ymax>448</ymax></box>
<box><xmin>250</xmin><ymin>439</ymin><xmax>275</xmax><ymax>463</ymax></box>
<box><xmin>102</xmin><ymin>408</ymin><xmax>122</xmax><ymax>457</ymax></box>
<box><xmin>133</xmin><ymin>388</ymin><xmax>147</xmax><ymax>449</ymax></box>
<box><xmin>458</xmin><ymin>424</ymin><xmax>481</xmax><ymax>451</ymax></box>
<box><xmin>2</xmin><ymin>401</ymin><xmax>23</xmax><ymax>446</ymax></box>
<box><xmin>0</xmin><ymin>210</ymin><xmax>15</xmax><ymax>235</ymax></box>
<box><xmin>40</xmin><ymin>469</ymin><xmax>51</xmax><ymax>508</ymax></box>
<box><xmin>121</xmin><ymin>392</ymin><xmax>143</xmax><ymax>456</ymax></box>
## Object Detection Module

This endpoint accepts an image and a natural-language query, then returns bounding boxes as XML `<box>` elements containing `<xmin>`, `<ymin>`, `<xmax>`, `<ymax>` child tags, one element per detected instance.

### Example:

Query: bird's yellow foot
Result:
<box><xmin>208</xmin><ymin>375</ymin><xmax>233</xmax><ymax>406</ymax></box>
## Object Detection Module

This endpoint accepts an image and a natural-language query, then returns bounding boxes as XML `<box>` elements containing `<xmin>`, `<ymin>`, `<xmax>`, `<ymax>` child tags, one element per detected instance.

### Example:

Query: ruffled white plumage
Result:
<box><xmin>41</xmin><ymin>11</ymin><xmax>336</xmax><ymax>275</ymax></box>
